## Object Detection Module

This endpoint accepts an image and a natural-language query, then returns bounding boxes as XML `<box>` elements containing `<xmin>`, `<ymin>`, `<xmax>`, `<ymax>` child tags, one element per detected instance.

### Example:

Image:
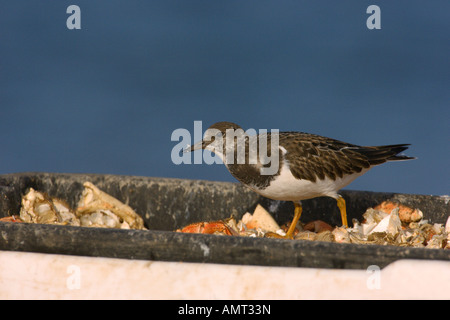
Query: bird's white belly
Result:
<box><xmin>250</xmin><ymin>164</ymin><xmax>369</xmax><ymax>201</ymax></box>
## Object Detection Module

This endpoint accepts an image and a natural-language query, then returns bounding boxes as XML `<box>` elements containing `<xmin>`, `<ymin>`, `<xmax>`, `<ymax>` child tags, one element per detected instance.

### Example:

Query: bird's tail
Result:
<box><xmin>357</xmin><ymin>144</ymin><xmax>416</xmax><ymax>166</ymax></box>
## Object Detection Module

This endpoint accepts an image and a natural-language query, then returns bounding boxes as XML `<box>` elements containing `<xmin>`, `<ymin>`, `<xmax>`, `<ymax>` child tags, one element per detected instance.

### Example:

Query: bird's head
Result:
<box><xmin>184</xmin><ymin>122</ymin><xmax>243</xmax><ymax>154</ymax></box>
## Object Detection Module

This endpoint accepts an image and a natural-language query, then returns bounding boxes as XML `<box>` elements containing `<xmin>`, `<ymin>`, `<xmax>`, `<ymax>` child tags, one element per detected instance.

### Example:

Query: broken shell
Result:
<box><xmin>174</xmin><ymin>199</ymin><xmax>447</xmax><ymax>249</ymax></box>
<box><xmin>294</xmin><ymin>231</ymin><xmax>317</xmax><ymax>241</ymax></box>
<box><xmin>350</xmin><ymin>218</ymin><xmax>363</xmax><ymax>234</ymax></box>
<box><xmin>426</xmin><ymin>234</ymin><xmax>447</xmax><ymax>249</ymax></box>
<box><xmin>241</xmin><ymin>204</ymin><xmax>281</xmax><ymax>233</ymax></box>
<box><xmin>359</xmin><ymin>208</ymin><xmax>388</xmax><ymax>235</ymax></box>
<box><xmin>368</xmin><ymin>215</ymin><xmax>389</xmax><ymax>234</ymax></box>
<box><xmin>348</xmin><ymin>231</ymin><xmax>372</xmax><ymax>244</ymax></box>
<box><xmin>387</xmin><ymin>208</ymin><xmax>402</xmax><ymax>236</ymax></box>
<box><xmin>374</xmin><ymin>201</ymin><xmax>423</xmax><ymax>223</ymax></box>
<box><xmin>431</xmin><ymin>223</ymin><xmax>444</xmax><ymax>235</ymax></box>
<box><xmin>0</xmin><ymin>215</ymin><xmax>23</xmax><ymax>223</ymax></box>
<box><xmin>19</xmin><ymin>188</ymin><xmax>82</xmax><ymax>226</ymax></box>
<box><xmin>241</xmin><ymin>212</ymin><xmax>253</xmax><ymax>227</ymax></box>
<box><xmin>244</xmin><ymin>228</ymin><xmax>267</xmax><ymax>238</ymax></box>
<box><xmin>80</xmin><ymin>210</ymin><xmax>130</xmax><ymax>229</ymax></box>
<box><xmin>76</xmin><ymin>182</ymin><xmax>145</xmax><ymax>230</ymax></box>
<box><xmin>369</xmin><ymin>207</ymin><xmax>402</xmax><ymax>237</ymax></box>
<box><xmin>363</xmin><ymin>207</ymin><xmax>388</xmax><ymax>225</ymax></box>
<box><xmin>17</xmin><ymin>183</ymin><xmax>146</xmax><ymax>230</ymax></box>
<box><xmin>176</xmin><ymin>222</ymin><xmax>203</xmax><ymax>233</ymax></box>
<box><xmin>304</xmin><ymin>220</ymin><xmax>333</xmax><ymax>233</ymax></box>
<box><xmin>177</xmin><ymin>220</ymin><xmax>233</xmax><ymax>235</ymax></box>
<box><xmin>315</xmin><ymin>230</ymin><xmax>333</xmax><ymax>242</ymax></box>
<box><xmin>263</xmin><ymin>231</ymin><xmax>286</xmax><ymax>239</ymax></box>
<box><xmin>19</xmin><ymin>188</ymin><xmax>58</xmax><ymax>224</ymax></box>
<box><xmin>52</xmin><ymin>198</ymin><xmax>80</xmax><ymax>226</ymax></box>
<box><xmin>367</xmin><ymin>232</ymin><xmax>392</xmax><ymax>245</ymax></box>
<box><xmin>332</xmin><ymin>227</ymin><xmax>351</xmax><ymax>243</ymax></box>
<box><xmin>223</xmin><ymin>217</ymin><xmax>240</xmax><ymax>236</ymax></box>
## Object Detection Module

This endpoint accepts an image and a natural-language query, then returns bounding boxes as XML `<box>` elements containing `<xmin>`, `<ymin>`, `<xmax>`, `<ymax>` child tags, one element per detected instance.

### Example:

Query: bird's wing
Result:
<box><xmin>278</xmin><ymin>132</ymin><xmax>371</xmax><ymax>182</ymax></box>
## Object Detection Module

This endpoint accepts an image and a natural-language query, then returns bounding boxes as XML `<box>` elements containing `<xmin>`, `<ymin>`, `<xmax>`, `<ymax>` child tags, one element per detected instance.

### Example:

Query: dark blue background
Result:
<box><xmin>1</xmin><ymin>1</ymin><xmax>449</xmax><ymax>195</ymax></box>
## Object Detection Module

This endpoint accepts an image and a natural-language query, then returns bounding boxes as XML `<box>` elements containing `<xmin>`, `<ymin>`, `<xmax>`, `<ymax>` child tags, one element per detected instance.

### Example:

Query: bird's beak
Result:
<box><xmin>184</xmin><ymin>140</ymin><xmax>204</xmax><ymax>153</ymax></box>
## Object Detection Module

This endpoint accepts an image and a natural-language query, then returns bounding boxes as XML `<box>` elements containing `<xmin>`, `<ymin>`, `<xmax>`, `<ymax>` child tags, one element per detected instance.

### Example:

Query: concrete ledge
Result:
<box><xmin>1</xmin><ymin>173</ymin><xmax>449</xmax><ymax>269</ymax></box>
<box><xmin>1</xmin><ymin>250</ymin><xmax>449</xmax><ymax>299</ymax></box>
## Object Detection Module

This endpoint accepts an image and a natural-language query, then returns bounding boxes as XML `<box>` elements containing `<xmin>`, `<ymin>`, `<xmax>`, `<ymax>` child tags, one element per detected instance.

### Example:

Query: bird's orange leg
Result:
<box><xmin>336</xmin><ymin>196</ymin><xmax>348</xmax><ymax>228</ymax></box>
<box><xmin>285</xmin><ymin>201</ymin><xmax>303</xmax><ymax>239</ymax></box>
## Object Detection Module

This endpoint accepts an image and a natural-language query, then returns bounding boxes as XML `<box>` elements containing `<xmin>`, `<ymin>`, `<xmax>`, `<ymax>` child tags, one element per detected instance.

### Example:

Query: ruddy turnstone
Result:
<box><xmin>186</xmin><ymin>122</ymin><xmax>415</xmax><ymax>239</ymax></box>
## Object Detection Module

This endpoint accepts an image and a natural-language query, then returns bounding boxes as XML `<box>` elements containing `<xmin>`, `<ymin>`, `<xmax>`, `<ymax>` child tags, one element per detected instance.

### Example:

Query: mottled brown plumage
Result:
<box><xmin>278</xmin><ymin>132</ymin><xmax>413</xmax><ymax>182</ymax></box>
<box><xmin>187</xmin><ymin>121</ymin><xmax>415</xmax><ymax>234</ymax></box>
<box><xmin>193</xmin><ymin>122</ymin><xmax>413</xmax><ymax>187</ymax></box>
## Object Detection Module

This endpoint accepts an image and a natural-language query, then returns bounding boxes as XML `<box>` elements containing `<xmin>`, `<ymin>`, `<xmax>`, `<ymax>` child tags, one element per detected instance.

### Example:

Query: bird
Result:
<box><xmin>185</xmin><ymin>121</ymin><xmax>415</xmax><ymax>239</ymax></box>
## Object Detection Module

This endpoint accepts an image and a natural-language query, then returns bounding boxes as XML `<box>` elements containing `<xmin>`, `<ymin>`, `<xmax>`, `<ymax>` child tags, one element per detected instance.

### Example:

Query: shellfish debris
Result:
<box><xmin>177</xmin><ymin>201</ymin><xmax>449</xmax><ymax>249</ymax></box>
<box><xmin>10</xmin><ymin>182</ymin><xmax>146</xmax><ymax>230</ymax></box>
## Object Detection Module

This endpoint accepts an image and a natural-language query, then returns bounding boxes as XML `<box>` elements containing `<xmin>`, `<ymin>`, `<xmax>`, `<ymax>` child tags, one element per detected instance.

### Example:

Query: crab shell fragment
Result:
<box><xmin>17</xmin><ymin>182</ymin><xmax>146</xmax><ymax>230</ymax></box>
<box><xmin>0</xmin><ymin>215</ymin><xmax>23</xmax><ymax>223</ymax></box>
<box><xmin>374</xmin><ymin>200</ymin><xmax>423</xmax><ymax>223</ymax></box>
<box><xmin>76</xmin><ymin>182</ymin><xmax>145</xmax><ymax>230</ymax></box>
<box><xmin>177</xmin><ymin>204</ymin><xmax>286</xmax><ymax>237</ymax></box>
<box><xmin>177</xmin><ymin>220</ymin><xmax>234</xmax><ymax>235</ymax></box>
<box><xmin>19</xmin><ymin>188</ymin><xmax>78</xmax><ymax>225</ymax></box>
<box><xmin>241</xmin><ymin>204</ymin><xmax>282</xmax><ymax>233</ymax></box>
<box><xmin>176</xmin><ymin>200</ymin><xmax>449</xmax><ymax>249</ymax></box>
